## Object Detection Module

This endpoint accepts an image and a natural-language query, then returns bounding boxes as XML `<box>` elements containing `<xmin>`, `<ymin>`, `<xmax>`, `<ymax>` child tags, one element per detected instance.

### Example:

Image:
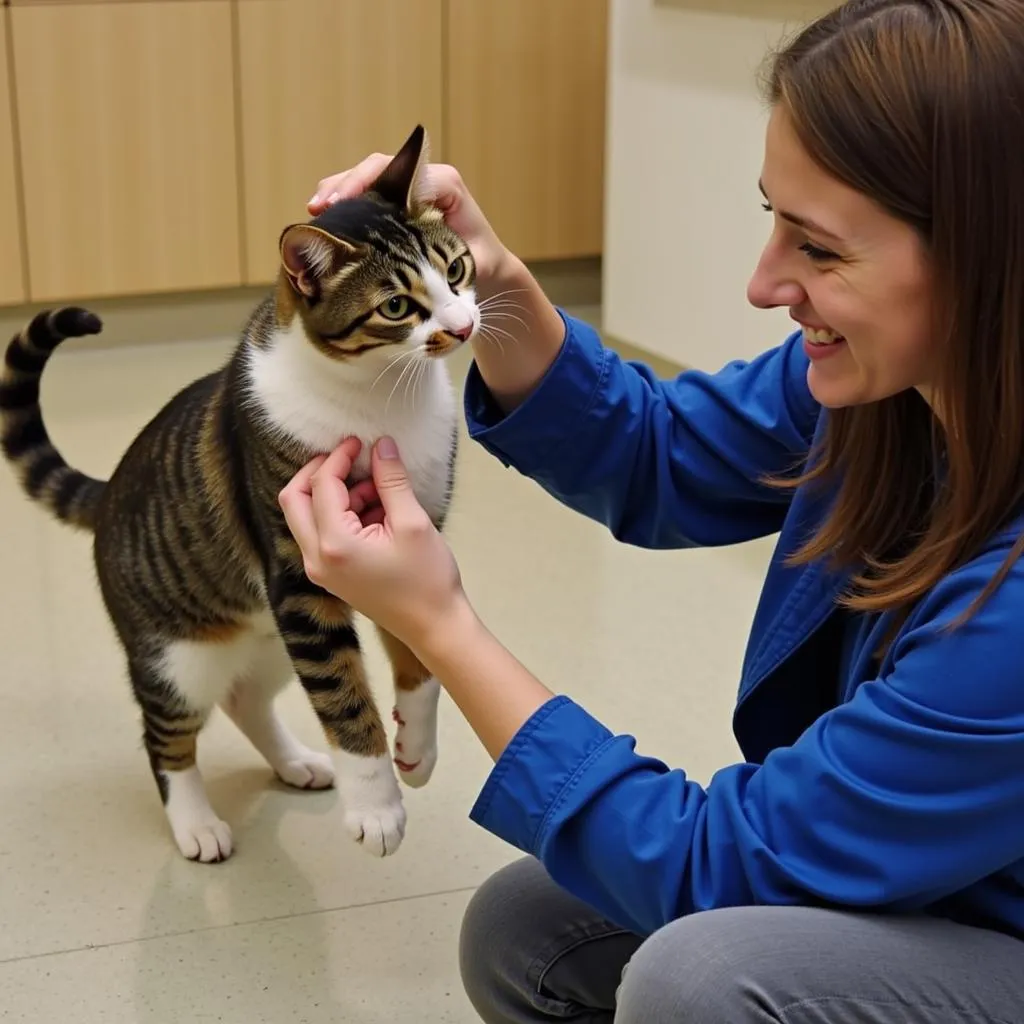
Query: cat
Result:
<box><xmin>0</xmin><ymin>125</ymin><xmax>478</xmax><ymax>864</ymax></box>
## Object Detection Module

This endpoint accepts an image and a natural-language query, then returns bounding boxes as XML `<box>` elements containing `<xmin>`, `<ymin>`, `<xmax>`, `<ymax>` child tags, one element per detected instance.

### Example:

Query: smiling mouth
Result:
<box><xmin>802</xmin><ymin>326</ymin><xmax>846</xmax><ymax>346</ymax></box>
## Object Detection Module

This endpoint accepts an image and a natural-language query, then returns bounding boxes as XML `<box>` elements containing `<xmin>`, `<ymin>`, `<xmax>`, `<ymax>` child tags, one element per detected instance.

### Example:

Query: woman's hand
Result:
<box><xmin>279</xmin><ymin>436</ymin><xmax>467</xmax><ymax>651</ymax></box>
<box><xmin>308</xmin><ymin>155</ymin><xmax>512</xmax><ymax>293</ymax></box>
<box><xmin>309</xmin><ymin>149</ymin><xmax>569</xmax><ymax>412</ymax></box>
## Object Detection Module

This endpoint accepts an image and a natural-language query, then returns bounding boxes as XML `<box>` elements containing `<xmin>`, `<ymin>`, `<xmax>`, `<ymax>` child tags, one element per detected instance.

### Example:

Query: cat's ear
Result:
<box><xmin>370</xmin><ymin>124</ymin><xmax>432</xmax><ymax>215</ymax></box>
<box><xmin>279</xmin><ymin>224</ymin><xmax>359</xmax><ymax>299</ymax></box>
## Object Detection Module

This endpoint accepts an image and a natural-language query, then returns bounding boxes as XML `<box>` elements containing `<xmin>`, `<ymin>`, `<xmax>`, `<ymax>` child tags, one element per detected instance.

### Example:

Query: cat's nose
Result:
<box><xmin>449</xmin><ymin>323</ymin><xmax>473</xmax><ymax>341</ymax></box>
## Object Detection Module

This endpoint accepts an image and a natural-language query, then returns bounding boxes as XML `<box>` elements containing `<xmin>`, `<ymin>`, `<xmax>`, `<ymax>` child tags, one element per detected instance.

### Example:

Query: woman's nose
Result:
<box><xmin>747</xmin><ymin>249</ymin><xmax>805</xmax><ymax>310</ymax></box>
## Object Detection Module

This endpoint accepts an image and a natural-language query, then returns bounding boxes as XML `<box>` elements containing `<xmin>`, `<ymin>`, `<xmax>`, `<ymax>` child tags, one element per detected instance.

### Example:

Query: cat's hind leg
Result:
<box><xmin>220</xmin><ymin>624</ymin><xmax>335</xmax><ymax>791</ymax></box>
<box><xmin>377</xmin><ymin>627</ymin><xmax>440</xmax><ymax>789</ymax></box>
<box><xmin>130</xmin><ymin>647</ymin><xmax>234</xmax><ymax>864</ymax></box>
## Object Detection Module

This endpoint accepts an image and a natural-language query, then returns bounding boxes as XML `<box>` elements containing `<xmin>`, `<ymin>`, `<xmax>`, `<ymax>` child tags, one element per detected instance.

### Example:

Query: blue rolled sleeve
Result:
<box><xmin>464</xmin><ymin>311</ymin><xmax>821</xmax><ymax>548</ymax></box>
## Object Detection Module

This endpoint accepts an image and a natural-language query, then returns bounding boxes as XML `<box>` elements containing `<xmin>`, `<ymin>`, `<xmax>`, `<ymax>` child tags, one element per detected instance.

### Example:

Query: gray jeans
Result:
<box><xmin>459</xmin><ymin>857</ymin><xmax>1024</xmax><ymax>1023</ymax></box>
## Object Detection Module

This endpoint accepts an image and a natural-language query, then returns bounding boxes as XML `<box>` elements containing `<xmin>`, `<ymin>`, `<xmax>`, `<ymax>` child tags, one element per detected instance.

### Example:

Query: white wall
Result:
<box><xmin>602</xmin><ymin>0</ymin><xmax>831</xmax><ymax>370</ymax></box>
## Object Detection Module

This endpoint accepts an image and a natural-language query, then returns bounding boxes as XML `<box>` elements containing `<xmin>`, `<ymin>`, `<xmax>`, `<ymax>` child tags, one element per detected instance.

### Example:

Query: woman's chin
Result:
<box><xmin>806</xmin><ymin>366</ymin><xmax>864</xmax><ymax>409</ymax></box>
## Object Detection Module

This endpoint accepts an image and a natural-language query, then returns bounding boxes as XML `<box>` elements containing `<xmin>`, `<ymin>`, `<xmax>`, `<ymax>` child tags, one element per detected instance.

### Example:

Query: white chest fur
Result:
<box><xmin>244</xmin><ymin>321</ymin><xmax>458</xmax><ymax>522</ymax></box>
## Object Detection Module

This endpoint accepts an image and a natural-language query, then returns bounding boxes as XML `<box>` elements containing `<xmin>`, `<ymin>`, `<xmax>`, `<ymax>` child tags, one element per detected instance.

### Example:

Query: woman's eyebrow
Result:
<box><xmin>759</xmin><ymin>179</ymin><xmax>846</xmax><ymax>243</ymax></box>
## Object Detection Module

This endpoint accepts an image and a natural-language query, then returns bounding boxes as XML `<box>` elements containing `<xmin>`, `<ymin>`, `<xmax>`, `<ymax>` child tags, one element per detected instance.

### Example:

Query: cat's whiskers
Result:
<box><xmin>479</xmin><ymin>319</ymin><xmax>520</xmax><ymax>347</ymax></box>
<box><xmin>476</xmin><ymin>325</ymin><xmax>508</xmax><ymax>357</ymax></box>
<box><xmin>480</xmin><ymin>308</ymin><xmax>529</xmax><ymax>332</ymax></box>
<box><xmin>479</xmin><ymin>299</ymin><xmax>527</xmax><ymax>311</ymax></box>
<box><xmin>477</xmin><ymin>287</ymin><xmax>529</xmax><ymax>309</ymax></box>
<box><xmin>369</xmin><ymin>346</ymin><xmax>421</xmax><ymax>397</ymax></box>
<box><xmin>385</xmin><ymin>345</ymin><xmax>428</xmax><ymax>416</ymax></box>
<box><xmin>410</xmin><ymin>353</ymin><xmax>430</xmax><ymax>415</ymax></box>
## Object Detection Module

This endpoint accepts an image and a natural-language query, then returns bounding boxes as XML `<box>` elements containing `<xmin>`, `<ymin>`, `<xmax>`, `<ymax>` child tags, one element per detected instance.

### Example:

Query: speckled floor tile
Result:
<box><xmin>0</xmin><ymin>889</ymin><xmax>479</xmax><ymax>1023</ymax></box>
<box><xmin>0</xmin><ymin>309</ymin><xmax>772</xmax><ymax>1020</ymax></box>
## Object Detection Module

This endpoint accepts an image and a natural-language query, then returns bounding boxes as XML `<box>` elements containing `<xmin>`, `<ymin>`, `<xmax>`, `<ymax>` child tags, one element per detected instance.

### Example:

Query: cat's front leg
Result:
<box><xmin>268</xmin><ymin>560</ymin><xmax>406</xmax><ymax>857</ymax></box>
<box><xmin>377</xmin><ymin>626</ymin><xmax>440</xmax><ymax>788</ymax></box>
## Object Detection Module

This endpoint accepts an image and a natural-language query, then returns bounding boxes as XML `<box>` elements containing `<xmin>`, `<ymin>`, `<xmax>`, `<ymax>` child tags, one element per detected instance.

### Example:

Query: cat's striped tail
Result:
<box><xmin>0</xmin><ymin>307</ymin><xmax>106</xmax><ymax>531</ymax></box>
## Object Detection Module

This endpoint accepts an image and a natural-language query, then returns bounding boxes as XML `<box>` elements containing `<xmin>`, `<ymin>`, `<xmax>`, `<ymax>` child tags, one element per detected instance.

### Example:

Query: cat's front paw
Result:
<box><xmin>276</xmin><ymin>748</ymin><xmax>336</xmax><ymax>790</ymax></box>
<box><xmin>337</xmin><ymin>752</ymin><xmax>406</xmax><ymax>857</ymax></box>
<box><xmin>394</xmin><ymin>744</ymin><xmax>438</xmax><ymax>789</ymax></box>
<box><xmin>164</xmin><ymin>767</ymin><xmax>234</xmax><ymax>864</ymax></box>
<box><xmin>393</xmin><ymin>678</ymin><xmax>440</xmax><ymax>789</ymax></box>
<box><xmin>172</xmin><ymin>816</ymin><xmax>234</xmax><ymax>864</ymax></box>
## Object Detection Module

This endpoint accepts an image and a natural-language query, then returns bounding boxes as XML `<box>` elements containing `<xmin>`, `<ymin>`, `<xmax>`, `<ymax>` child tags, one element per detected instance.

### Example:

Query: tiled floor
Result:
<box><xmin>0</xmin><ymin>304</ymin><xmax>775</xmax><ymax>1021</ymax></box>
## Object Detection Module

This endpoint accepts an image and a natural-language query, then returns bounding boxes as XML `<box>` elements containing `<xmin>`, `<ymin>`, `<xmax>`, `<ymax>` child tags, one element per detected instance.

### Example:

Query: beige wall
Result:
<box><xmin>602</xmin><ymin>0</ymin><xmax>832</xmax><ymax>370</ymax></box>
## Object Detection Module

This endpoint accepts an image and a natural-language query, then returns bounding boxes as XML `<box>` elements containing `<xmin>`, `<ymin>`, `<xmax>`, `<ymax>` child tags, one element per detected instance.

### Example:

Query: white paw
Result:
<box><xmin>173</xmin><ymin>818</ymin><xmax>234</xmax><ymax>864</ymax></box>
<box><xmin>393</xmin><ymin>678</ymin><xmax>440</xmax><ymax>789</ymax></box>
<box><xmin>276</xmin><ymin>748</ymin><xmax>336</xmax><ymax>790</ymax></box>
<box><xmin>394</xmin><ymin>744</ymin><xmax>438</xmax><ymax>789</ymax></box>
<box><xmin>163</xmin><ymin>767</ymin><xmax>234</xmax><ymax>863</ymax></box>
<box><xmin>336</xmin><ymin>752</ymin><xmax>407</xmax><ymax>857</ymax></box>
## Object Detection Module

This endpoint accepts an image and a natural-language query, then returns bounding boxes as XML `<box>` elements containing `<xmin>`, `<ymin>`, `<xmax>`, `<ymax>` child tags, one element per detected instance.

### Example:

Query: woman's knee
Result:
<box><xmin>614</xmin><ymin>908</ymin><xmax>778</xmax><ymax>1024</ymax></box>
<box><xmin>459</xmin><ymin>856</ymin><xmax>640</xmax><ymax>1023</ymax></box>
<box><xmin>458</xmin><ymin>857</ymin><xmax>562</xmax><ymax>1022</ymax></box>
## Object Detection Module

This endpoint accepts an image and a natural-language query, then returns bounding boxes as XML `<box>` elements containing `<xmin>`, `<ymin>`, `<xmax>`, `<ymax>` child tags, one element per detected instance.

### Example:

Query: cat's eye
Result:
<box><xmin>379</xmin><ymin>296</ymin><xmax>411</xmax><ymax>320</ymax></box>
<box><xmin>447</xmin><ymin>256</ymin><xmax>468</xmax><ymax>287</ymax></box>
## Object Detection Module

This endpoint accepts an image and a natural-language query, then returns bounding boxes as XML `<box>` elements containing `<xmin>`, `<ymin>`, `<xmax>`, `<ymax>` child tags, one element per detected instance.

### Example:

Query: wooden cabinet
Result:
<box><xmin>237</xmin><ymin>0</ymin><xmax>443</xmax><ymax>284</ymax></box>
<box><xmin>0</xmin><ymin>0</ymin><xmax>605</xmax><ymax>306</ymax></box>
<box><xmin>446</xmin><ymin>0</ymin><xmax>608</xmax><ymax>262</ymax></box>
<box><xmin>11</xmin><ymin>2</ymin><xmax>242</xmax><ymax>301</ymax></box>
<box><xmin>0</xmin><ymin>13</ymin><xmax>27</xmax><ymax>306</ymax></box>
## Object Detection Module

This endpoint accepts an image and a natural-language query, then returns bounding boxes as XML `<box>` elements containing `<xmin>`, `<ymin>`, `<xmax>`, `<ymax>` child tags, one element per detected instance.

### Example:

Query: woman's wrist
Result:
<box><xmin>471</xmin><ymin>253</ymin><xmax>567</xmax><ymax>414</ymax></box>
<box><xmin>409</xmin><ymin>592</ymin><xmax>484</xmax><ymax>670</ymax></box>
<box><xmin>406</xmin><ymin>590</ymin><xmax>557</xmax><ymax>762</ymax></box>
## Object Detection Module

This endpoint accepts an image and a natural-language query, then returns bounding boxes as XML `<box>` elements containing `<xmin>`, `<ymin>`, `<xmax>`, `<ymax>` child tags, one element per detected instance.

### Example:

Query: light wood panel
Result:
<box><xmin>237</xmin><ymin>0</ymin><xmax>443</xmax><ymax>284</ymax></box>
<box><xmin>12</xmin><ymin>2</ymin><xmax>242</xmax><ymax>301</ymax></box>
<box><xmin>10</xmin><ymin>1</ymin><xmax>218</xmax><ymax>5</ymax></box>
<box><xmin>0</xmin><ymin>14</ymin><xmax>26</xmax><ymax>306</ymax></box>
<box><xmin>446</xmin><ymin>0</ymin><xmax>608</xmax><ymax>261</ymax></box>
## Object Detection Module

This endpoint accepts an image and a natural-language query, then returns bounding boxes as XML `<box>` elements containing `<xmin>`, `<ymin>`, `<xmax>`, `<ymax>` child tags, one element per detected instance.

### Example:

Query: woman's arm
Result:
<box><xmin>416</xmin><ymin>598</ymin><xmax>557</xmax><ymax>762</ymax></box>
<box><xmin>467</xmin><ymin>252</ymin><xmax>568</xmax><ymax>414</ymax></box>
<box><xmin>281</xmin><ymin>440</ymin><xmax>1024</xmax><ymax>940</ymax></box>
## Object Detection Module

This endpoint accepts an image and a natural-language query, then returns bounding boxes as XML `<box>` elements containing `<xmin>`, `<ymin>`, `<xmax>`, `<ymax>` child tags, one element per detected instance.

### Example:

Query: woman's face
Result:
<box><xmin>747</xmin><ymin>106</ymin><xmax>938</xmax><ymax>411</ymax></box>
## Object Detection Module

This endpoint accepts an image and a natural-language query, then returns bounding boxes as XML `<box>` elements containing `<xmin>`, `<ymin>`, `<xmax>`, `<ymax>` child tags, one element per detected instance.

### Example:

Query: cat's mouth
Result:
<box><xmin>426</xmin><ymin>329</ymin><xmax>474</xmax><ymax>357</ymax></box>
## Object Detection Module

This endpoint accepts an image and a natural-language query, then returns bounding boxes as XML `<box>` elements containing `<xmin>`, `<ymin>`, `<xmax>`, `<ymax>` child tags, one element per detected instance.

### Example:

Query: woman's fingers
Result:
<box><xmin>348</xmin><ymin>478</ymin><xmax>381</xmax><ymax>523</ymax></box>
<box><xmin>360</xmin><ymin>504</ymin><xmax>386</xmax><ymax>528</ymax></box>
<box><xmin>280</xmin><ymin>453</ymin><xmax>327</xmax><ymax>502</ymax></box>
<box><xmin>278</xmin><ymin>455</ymin><xmax>327</xmax><ymax>555</ymax></box>
<box><xmin>309</xmin><ymin>438</ymin><xmax>367</xmax><ymax>551</ymax></box>
<box><xmin>312</xmin><ymin>437</ymin><xmax>362</xmax><ymax>494</ymax></box>
<box><xmin>308</xmin><ymin>154</ymin><xmax>393</xmax><ymax>213</ymax></box>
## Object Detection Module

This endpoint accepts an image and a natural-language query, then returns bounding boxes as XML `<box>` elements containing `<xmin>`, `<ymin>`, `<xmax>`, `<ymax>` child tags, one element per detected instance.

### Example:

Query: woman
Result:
<box><xmin>281</xmin><ymin>1</ymin><xmax>1024</xmax><ymax>1021</ymax></box>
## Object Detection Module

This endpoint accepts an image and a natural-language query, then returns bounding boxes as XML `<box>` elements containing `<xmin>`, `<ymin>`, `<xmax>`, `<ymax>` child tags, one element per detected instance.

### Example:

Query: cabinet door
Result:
<box><xmin>446</xmin><ymin>0</ymin><xmax>608</xmax><ymax>261</ymax></box>
<box><xmin>237</xmin><ymin>0</ymin><xmax>443</xmax><ymax>285</ymax></box>
<box><xmin>12</xmin><ymin>2</ymin><xmax>242</xmax><ymax>302</ymax></box>
<box><xmin>0</xmin><ymin>14</ymin><xmax>26</xmax><ymax>306</ymax></box>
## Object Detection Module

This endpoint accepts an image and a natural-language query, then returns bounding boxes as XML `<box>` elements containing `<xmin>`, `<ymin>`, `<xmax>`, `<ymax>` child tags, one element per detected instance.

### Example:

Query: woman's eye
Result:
<box><xmin>761</xmin><ymin>201</ymin><xmax>840</xmax><ymax>263</ymax></box>
<box><xmin>800</xmin><ymin>241</ymin><xmax>840</xmax><ymax>263</ymax></box>
<box><xmin>447</xmin><ymin>256</ymin><xmax>467</xmax><ymax>286</ymax></box>
<box><xmin>380</xmin><ymin>296</ymin><xmax>411</xmax><ymax>320</ymax></box>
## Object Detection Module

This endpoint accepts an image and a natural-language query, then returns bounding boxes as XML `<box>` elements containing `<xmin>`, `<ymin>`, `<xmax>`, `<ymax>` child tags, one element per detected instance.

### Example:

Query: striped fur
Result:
<box><xmin>0</xmin><ymin>126</ymin><xmax>475</xmax><ymax>862</ymax></box>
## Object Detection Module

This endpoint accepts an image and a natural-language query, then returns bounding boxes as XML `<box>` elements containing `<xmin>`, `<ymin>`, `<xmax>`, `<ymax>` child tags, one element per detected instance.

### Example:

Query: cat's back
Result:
<box><xmin>99</xmin><ymin>366</ymin><xmax>227</xmax><ymax>500</ymax></box>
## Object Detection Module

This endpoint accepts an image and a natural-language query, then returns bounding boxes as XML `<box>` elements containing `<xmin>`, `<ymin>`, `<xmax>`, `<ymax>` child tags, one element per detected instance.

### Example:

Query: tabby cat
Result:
<box><xmin>0</xmin><ymin>125</ymin><xmax>478</xmax><ymax>863</ymax></box>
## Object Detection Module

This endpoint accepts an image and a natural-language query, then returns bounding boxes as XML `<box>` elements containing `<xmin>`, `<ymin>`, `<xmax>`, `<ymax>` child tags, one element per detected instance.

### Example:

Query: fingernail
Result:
<box><xmin>307</xmin><ymin>193</ymin><xmax>319</xmax><ymax>207</ymax></box>
<box><xmin>377</xmin><ymin>437</ymin><xmax>398</xmax><ymax>460</ymax></box>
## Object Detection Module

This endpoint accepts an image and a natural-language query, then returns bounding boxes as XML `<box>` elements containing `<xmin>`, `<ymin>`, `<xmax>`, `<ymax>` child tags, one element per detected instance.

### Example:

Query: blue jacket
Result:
<box><xmin>462</xmin><ymin>310</ymin><xmax>1024</xmax><ymax>941</ymax></box>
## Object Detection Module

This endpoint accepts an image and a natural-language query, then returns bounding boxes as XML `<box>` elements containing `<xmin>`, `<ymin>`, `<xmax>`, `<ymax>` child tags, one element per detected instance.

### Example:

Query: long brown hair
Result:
<box><xmin>764</xmin><ymin>0</ymin><xmax>1024</xmax><ymax>624</ymax></box>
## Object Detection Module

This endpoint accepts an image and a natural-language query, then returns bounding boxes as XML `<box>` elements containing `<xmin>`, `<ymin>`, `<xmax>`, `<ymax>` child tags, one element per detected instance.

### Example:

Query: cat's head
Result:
<box><xmin>276</xmin><ymin>125</ymin><xmax>479</xmax><ymax>364</ymax></box>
